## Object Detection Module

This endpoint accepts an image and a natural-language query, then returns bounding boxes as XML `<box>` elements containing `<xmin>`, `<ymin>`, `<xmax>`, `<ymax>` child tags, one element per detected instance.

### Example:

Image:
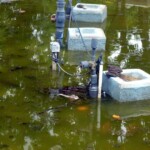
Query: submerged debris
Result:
<box><xmin>119</xmin><ymin>74</ymin><xmax>142</xmax><ymax>81</ymax></box>
<box><xmin>37</xmin><ymin>104</ymin><xmax>67</xmax><ymax>115</ymax></box>
<box><xmin>20</xmin><ymin>122</ymin><xmax>44</xmax><ymax>131</ymax></box>
<box><xmin>13</xmin><ymin>8</ymin><xmax>26</xmax><ymax>14</ymax></box>
<box><xmin>10</xmin><ymin>66</ymin><xmax>27</xmax><ymax>72</ymax></box>
<box><xmin>77</xmin><ymin>105</ymin><xmax>89</xmax><ymax>111</ymax></box>
<box><xmin>38</xmin><ymin>86</ymin><xmax>87</xmax><ymax>98</ymax></box>
<box><xmin>0</xmin><ymin>144</ymin><xmax>9</xmax><ymax>149</ymax></box>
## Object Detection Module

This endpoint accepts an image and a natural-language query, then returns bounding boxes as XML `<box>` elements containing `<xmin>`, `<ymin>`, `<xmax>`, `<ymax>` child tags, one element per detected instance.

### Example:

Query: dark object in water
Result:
<box><xmin>38</xmin><ymin>86</ymin><xmax>87</xmax><ymax>97</ymax></box>
<box><xmin>37</xmin><ymin>87</ymin><xmax>89</xmax><ymax>115</ymax></box>
<box><xmin>0</xmin><ymin>79</ymin><xmax>20</xmax><ymax>88</ymax></box>
<box><xmin>0</xmin><ymin>144</ymin><xmax>9</xmax><ymax>149</ymax></box>
<box><xmin>77</xmin><ymin>4</ymin><xmax>86</xmax><ymax>9</ymax></box>
<box><xmin>37</xmin><ymin>104</ymin><xmax>67</xmax><ymax>115</ymax></box>
<box><xmin>59</xmin><ymin>86</ymin><xmax>87</xmax><ymax>95</ymax></box>
<box><xmin>106</xmin><ymin>65</ymin><xmax>122</xmax><ymax>78</ymax></box>
<box><xmin>24</xmin><ymin>75</ymin><xmax>36</xmax><ymax>80</ymax></box>
<box><xmin>20</xmin><ymin>122</ymin><xmax>43</xmax><ymax>131</ymax></box>
<box><xmin>10</xmin><ymin>66</ymin><xmax>27</xmax><ymax>72</ymax></box>
<box><xmin>51</xmin><ymin>14</ymin><xmax>56</xmax><ymax>22</ymax></box>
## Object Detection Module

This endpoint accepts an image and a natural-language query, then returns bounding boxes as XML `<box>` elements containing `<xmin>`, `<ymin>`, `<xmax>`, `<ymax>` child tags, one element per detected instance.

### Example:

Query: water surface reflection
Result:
<box><xmin>0</xmin><ymin>0</ymin><xmax>150</xmax><ymax>149</ymax></box>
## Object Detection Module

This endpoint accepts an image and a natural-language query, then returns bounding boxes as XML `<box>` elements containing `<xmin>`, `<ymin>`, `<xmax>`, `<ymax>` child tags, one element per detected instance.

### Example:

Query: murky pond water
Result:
<box><xmin>0</xmin><ymin>0</ymin><xmax>150</xmax><ymax>149</ymax></box>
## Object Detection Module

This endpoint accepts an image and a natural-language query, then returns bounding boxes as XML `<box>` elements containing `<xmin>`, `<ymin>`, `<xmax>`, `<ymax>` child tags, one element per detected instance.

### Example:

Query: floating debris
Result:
<box><xmin>50</xmin><ymin>14</ymin><xmax>56</xmax><ymax>23</ymax></box>
<box><xmin>59</xmin><ymin>93</ymin><xmax>79</xmax><ymax>100</ymax></box>
<box><xmin>112</xmin><ymin>114</ymin><xmax>121</xmax><ymax>120</ymax></box>
<box><xmin>37</xmin><ymin>86</ymin><xmax>87</xmax><ymax>98</ymax></box>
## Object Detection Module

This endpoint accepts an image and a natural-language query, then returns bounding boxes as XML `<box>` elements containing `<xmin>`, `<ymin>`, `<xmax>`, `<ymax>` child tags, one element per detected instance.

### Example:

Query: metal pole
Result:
<box><xmin>56</xmin><ymin>0</ymin><xmax>66</xmax><ymax>47</ymax></box>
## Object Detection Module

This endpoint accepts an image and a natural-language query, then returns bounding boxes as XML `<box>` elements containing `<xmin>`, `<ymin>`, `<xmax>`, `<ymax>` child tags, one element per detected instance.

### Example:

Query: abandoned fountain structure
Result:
<box><xmin>50</xmin><ymin>0</ymin><xmax>150</xmax><ymax>102</ymax></box>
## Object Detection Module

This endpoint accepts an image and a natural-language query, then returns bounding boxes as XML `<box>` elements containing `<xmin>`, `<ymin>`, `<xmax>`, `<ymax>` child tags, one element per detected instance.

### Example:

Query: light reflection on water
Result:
<box><xmin>0</xmin><ymin>0</ymin><xmax>150</xmax><ymax>149</ymax></box>
<box><xmin>108</xmin><ymin>28</ymin><xmax>145</xmax><ymax>68</ymax></box>
<box><xmin>23</xmin><ymin>136</ymin><xmax>33</xmax><ymax>150</ymax></box>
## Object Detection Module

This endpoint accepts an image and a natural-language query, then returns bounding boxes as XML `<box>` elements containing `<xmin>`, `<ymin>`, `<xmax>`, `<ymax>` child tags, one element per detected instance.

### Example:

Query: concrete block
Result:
<box><xmin>72</xmin><ymin>3</ymin><xmax>107</xmax><ymax>23</ymax></box>
<box><xmin>102</xmin><ymin>69</ymin><xmax>150</xmax><ymax>102</ymax></box>
<box><xmin>67</xmin><ymin>27</ymin><xmax>106</xmax><ymax>51</ymax></box>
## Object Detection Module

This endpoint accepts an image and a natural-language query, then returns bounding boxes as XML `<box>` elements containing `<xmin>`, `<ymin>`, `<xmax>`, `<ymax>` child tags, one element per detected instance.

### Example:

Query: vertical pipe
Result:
<box><xmin>97</xmin><ymin>100</ymin><xmax>101</xmax><ymax>129</ymax></box>
<box><xmin>98</xmin><ymin>61</ymin><xmax>103</xmax><ymax>100</ymax></box>
<box><xmin>88</xmin><ymin>38</ymin><xmax>99</xmax><ymax>99</ymax></box>
<box><xmin>52</xmin><ymin>53</ymin><xmax>58</xmax><ymax>71</ymax></box>
<box><xmin>91</xmin><ymin>38</ymin><xmax>98</xmax><ymax>61</ymax></box>
<box><xmin>66</xmin><ymin>0</ymin><xmax>72</xmax><ymax>19</ymax></box>
<box><xmin>56</xmin><ymin>0</ymin><xmax>66</xmax><ymax>47</ymax></box>
<box><xmin>50</xmin><ymin>42</ymin><xmax>60</xmax><ymax>71</ymax></box>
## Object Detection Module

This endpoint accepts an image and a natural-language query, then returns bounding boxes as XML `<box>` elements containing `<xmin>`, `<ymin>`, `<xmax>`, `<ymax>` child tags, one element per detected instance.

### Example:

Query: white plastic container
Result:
<box><xmin>67</xmin><ymin>27</ymin><xmax>106</xmax><ymax>51</ymax></box>
<box><xmin>50</xmin><ymin>42</ymin><xmax>60</xmax><ymax>53</ymax></box>
<box><xmin>102</xmin><ymin>69</ymin><xmax>150</xmax><ymax>102</ymax></box>
<box><xmin>72</xmin><ymin>3</ymin><xmax>107</xmax><ymax>23</ymax></box>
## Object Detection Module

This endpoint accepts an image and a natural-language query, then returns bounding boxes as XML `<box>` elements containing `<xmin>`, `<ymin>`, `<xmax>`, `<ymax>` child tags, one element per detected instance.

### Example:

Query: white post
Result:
<box><xmin>97</xmin><ymin>100</ymin><xmax>101</xmax><ymax>129</ymax></box>
<box><xmin>52</xmin><ymin>53</ymin><xmax>57</xmax><ymax>71</ymax></box>
<box><xmin>98</xmin><ymin>62</ymin><xmax>103</xmax><ymax>100</ymax></box>
<box><xmin>97</xmin><ymin>61</ymin><xmax>103</xmax><ymax>129</ymax></box>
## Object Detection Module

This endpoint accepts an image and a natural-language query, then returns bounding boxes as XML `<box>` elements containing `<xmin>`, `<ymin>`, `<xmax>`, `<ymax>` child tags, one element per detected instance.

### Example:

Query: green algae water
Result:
<box><xmin>0</xmin><ymin>0</ymin><xmax>150</xmax><ymax>149</ymax></box>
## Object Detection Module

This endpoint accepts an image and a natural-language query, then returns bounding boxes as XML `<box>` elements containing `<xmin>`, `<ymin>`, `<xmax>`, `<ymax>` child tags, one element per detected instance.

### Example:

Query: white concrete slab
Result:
<box><xmin>72</xmin><ymin>3</ymin><xmax>107</xmax><ymax>23</ymax></box>
<box><xmin>102</xmin><ymin>69</ymin><xmax>150</xmax><ymax>102</ymax></box>
<box><xmin>67</xmin><ymin>27</ymin><xmax>106</xmax><ymax>51</ymax></box>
